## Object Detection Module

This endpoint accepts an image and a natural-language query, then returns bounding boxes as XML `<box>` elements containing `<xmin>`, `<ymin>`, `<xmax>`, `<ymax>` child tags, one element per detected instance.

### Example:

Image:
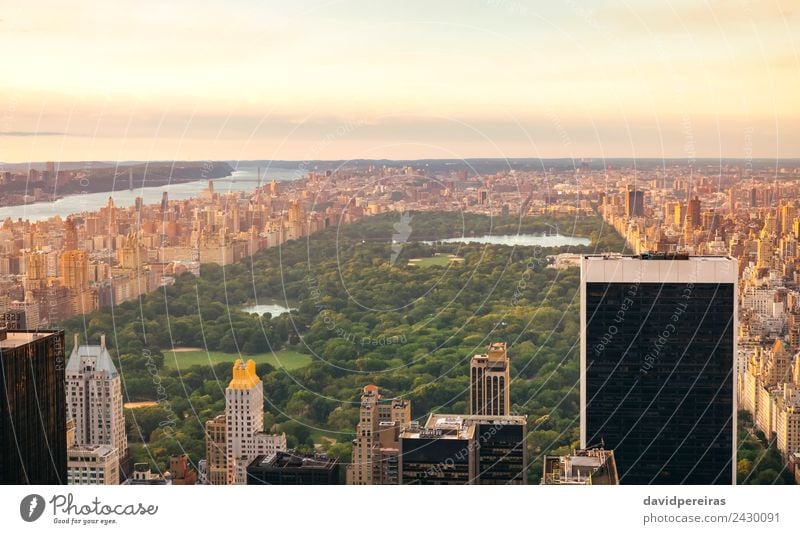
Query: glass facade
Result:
<box><xmin>0</xmin><ymin>330</ymin><xmax>67</xmax><ymax>484</ymax></box>
<box><xmin>584</xmin><ymin>282</ymin><xmax>734</xmax><ymax>484</ymax></box>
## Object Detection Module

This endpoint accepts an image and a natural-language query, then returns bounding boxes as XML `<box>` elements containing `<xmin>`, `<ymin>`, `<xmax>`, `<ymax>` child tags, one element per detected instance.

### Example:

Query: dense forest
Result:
<box><xmin>58</xmin><ymin>211</ymin><xmax>790</xmax><ymax>484</ymax></box>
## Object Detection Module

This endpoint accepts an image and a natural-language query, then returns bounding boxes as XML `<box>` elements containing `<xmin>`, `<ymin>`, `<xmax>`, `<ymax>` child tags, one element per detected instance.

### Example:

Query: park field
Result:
<box><xmin>163</xmin><ymin>348</ymin><xmax>313</xmax><ymax>371</ymax></box>
<box><xmin>407</xmin><ymin>254</ymin><xmax>460</xmax><ymax>268</ymax></box>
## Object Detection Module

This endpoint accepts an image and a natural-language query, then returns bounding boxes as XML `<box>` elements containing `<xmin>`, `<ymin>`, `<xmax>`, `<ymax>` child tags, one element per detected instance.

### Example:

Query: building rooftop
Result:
<box><xmin>583</xmin><ymin>253</ymin><xmax>735</xmax><ymax>261</ymax></box>
<box><xmin>428</xmin><ymin>413</ymin><xmax>527</xmax><ymax>426</ymax></box>
<box><xmin>228</xmin><ymin>358</ymin><xmax>260</xmax><ymax>390</ymax></box>
<box><xmin>542</xmin><ymin>448</ymin><xmax>618</xmax><ymax>485</ymax></box>
<box><xmin>66</xmin><ymin>334</ymin><xmax>118</xmax><ymax>376</ymax></box>
<box><xmin>0</xmin><ymin>329</ymin><xmax>61</xmax><ymax>349</ymax></box>
<box><xmin>67</xmin><ymin>444</ymin><xmax>117</xmax><ymax>460</ymax></box>
<box><xmin>250</xmin><ymin>451</ymin><xmax>338</xmax><ymax>471</ymax></box>
<box><xmin>402</xmin><ymin>415</ymin><xmax>475</xmax><ymax>440</ymax></box>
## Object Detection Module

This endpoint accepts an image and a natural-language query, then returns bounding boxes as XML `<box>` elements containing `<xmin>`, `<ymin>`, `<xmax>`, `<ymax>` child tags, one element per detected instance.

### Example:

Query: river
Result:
<box><xmin>0</xmin><ymin>166</ymin><xmax>301</xmax><ymax>222</ymax></box>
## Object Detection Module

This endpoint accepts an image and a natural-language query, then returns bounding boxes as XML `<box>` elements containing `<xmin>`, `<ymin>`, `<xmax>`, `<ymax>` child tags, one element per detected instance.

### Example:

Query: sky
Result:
<box><xmin>0</xmin><ymin>0</ymin><xmax>798</xmax><ymax>162</ymax></box>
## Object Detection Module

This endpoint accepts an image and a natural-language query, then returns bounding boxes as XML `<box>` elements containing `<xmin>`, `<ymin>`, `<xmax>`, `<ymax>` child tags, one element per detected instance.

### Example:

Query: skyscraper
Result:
<box><xmin>65</xmin><ymin>334</ymin><xmax>127</xmax><ymax>481</ymax></box>
<box><xmin>222</xmin><ymin>359</ymin><xmax>286</xmax><ymax>484</ymax></box>
<box><xmin>60</xmin><ymin>250</ymin><xmax>89</xmax><ymax>290</ymax></box>
<box><xmin>688</xmin><ymin>196</ymin><xmax>701</xmax><ymax>229</ymax></box>
<box><xmin>581</xmin><ymin>254</ymin><xmax>737</xmax><ymax>484</ymax></box>
<box><xmin>469</xmin><ymin>342</ymin><xmax>510</xmax><ymax>416</ymax></box>
<box><xmin>226</xmin><ymin>359</ymin><xmax>263</xmax><ymax>484</ymax></box>
<box><xmin>398</xmin><ymin>414</ymin><xmax>527</xmax><ymax>485</ymax></box>
<box><xmin>0</xmin><ymin>328</ymin><xmax>67</xmax><ymax>484</ymax></box>
<box><xmin>347</xmin><ymin>384</ymin><xmax>410</xmax><ymax>485</ymax></box>
<box><xmin>625</xmin><ymin>187</ymin><xmax>645</xmax><ymax>218</ymax></box>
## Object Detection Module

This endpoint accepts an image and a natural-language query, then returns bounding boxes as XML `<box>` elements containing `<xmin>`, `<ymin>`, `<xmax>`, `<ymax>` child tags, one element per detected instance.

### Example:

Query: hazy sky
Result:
<box><xmin>1</xmin><ymin>0</ymin><xmax>798</xmax><ymax>162</ymax></box>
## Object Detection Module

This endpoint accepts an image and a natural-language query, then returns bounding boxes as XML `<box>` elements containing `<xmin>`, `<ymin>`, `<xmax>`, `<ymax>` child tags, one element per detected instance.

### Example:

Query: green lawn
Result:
<box><xmin>163</xmin><ymin>348</ymin><xmax>313</xmax><ymax>371</ymax></box>
<box><xmin>407</xmin><ymin>255</ymin><xmax>452</xmax><ymax>267</ymax></box>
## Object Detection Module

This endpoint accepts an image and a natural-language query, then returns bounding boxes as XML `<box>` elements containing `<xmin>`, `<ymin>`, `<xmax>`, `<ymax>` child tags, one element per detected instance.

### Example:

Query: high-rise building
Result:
<box><xmin>67</xmin><ymin>444</ymin><xmax>119</xmax><ymax>485</ymax></box>
<box><xmin>780</xmin><ymin>203</ymin><xmax>796</xmax><ymax>236</ymax></box>
<box><xmin>65</xmin><ymin>333</ymin><xmax>128</xmax><ymax>480</ymax></box>
<box><xmin>204</xmin><ymin>414</ymin><xmax>229</xmax><ymax>485</ymax></box>
<box><xmin>247</xmin><ymin>452</ymin><xmax>340</xmax><ymax>485</ymax></box>
<box><xmin>347</xmin><ymin>384</ymin><xmax>410</xmax><ymax>485</ymax></box>
<box><xmin>688</xmin><ymin>196</ymin><xmax>701</xmax><ymax>229</ymax></box>
<box><xmin>60</xmin><ymin>250</ymin><xmax>89</xmax><ymax>290</ymax></box>
<box><xmin>673</xmin><ymin>203</ymin><xmax>686</xmax><ymax>227</ymax></box>
<box><xmin>625</xmin><ymin>187</ymin><xmax>645</xmax><ymax>218</ymax></box>
<box><xmin>64</xmin><ymin>216</ymin><xmax>79</xmax><ymax>251</ymax></box>
<box><xmin>469</xmin><ymin>342</ymin><xmax>510</xmax><ymax>416</ymax></box>
<box><xmin>0</xmin><ymin>328</ymin><xmax>67</xmax><ymax>483</ymax></box>
<box><xmin>220</xmin><ymin>359</ymin><xmax>286</xmax><ymax>484</ymax></box>
<box><xmin>581</xmin><ymin>254</ymin><xmax>737</xmax><ymax>484</ymax></box>
<box><xmin>398</xmin><ymin>414</ymin><xmax>527</xmax><ymax>485</ymax></box>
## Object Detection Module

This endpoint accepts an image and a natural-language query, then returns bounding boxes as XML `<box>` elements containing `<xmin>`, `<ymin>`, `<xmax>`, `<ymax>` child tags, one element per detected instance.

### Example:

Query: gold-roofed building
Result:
<box><xmin>228</xmin><ymin>358</ymin><xmax>260</xmax><ymax>390</ymax></box>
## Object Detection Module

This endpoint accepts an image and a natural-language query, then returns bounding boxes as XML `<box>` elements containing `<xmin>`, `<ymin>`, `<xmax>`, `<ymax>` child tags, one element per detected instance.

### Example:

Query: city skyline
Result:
<box><xmin>1</xmin><ymin>1</ymin><xmax>798</xmax><ymax>162</ymax></box>
<box><xmin>3</xmin><ymin>0</ymin><xmax>800</xmax><ymax>497</ymax></box>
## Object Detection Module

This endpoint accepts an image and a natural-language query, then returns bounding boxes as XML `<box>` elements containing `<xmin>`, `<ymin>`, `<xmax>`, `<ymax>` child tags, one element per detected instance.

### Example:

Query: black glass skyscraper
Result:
<box><xmin>0</xmin><ymin>329</ymin><xmax>67</xmax><ymax>484</ymax></box>
<box><xmin>581</xmin><ymin>255</ymin><xmax>736</xmax><ymax>485</ymax></box>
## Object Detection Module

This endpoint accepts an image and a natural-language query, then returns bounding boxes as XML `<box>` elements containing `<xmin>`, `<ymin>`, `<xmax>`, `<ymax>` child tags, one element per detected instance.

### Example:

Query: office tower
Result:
<box><xmin>470</xmin><ymin>342</ymin><xmax>510</xmax><ymax>416</ymax></box>
<box><xmin>398</xmin><ymin>414</ymin><xmax>527</xmax><ymax>485</ymax></box>
<box><xmin>541</xmin><ymin>448</ymin><xmax>619</xmax><ymax>485</ymax></box>
<box><xmin>347</xmin><ymin>384</ymin><xmax>410</xmax><ymax>485</ymax></box>
<box><xmin>247</xmin><ymin>452</ymin><xmax>340</xmax><ymax>485</ymax></box>
<box><xmin>688</xmin><ymin>196</ymin><xmax>701</xmax><ymax>228</ymax></box>
<box><xmin>581</xmin><ymin>254</ymin><xmax>737</xmax><ymax>484</ymax></box>
<box><xmin>67</xmin><ymin>444</ymin><xmax>119</xmax><ymax>485</ymax></box>
<box><xmin>0</xmin><ymin>328</ymin><xmax>66</xmax><ymax>483</ymax></box>
<box><xmin>205</xmin><ymin>414</ymin><xmax>229</xmax><ymax>485</ymax></box>
<box><xmin>465</xmin><ymin>414</ymin><xmax>527</xmax><ymax>484</ymax></box>
<box><xmin>625</xmin><ymin>187</ymin><xmax>645</xmax><ymax>218</ymax></box>
<box><xmin>65</xmin><ymin>333</ymin><xmax>127</xmax><ymax>481</ymax></box>
<box><xmin>223</xmin><ymin>359</ymin><xmax>286</xmax><ymax>484</ymax></box>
